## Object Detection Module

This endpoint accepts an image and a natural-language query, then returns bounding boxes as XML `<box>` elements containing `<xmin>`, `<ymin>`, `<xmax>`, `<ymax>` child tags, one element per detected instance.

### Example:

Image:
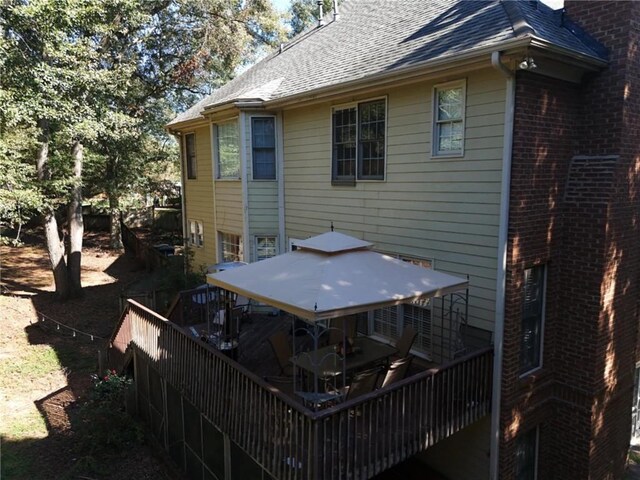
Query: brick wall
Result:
<box><xmin>499</xmin><ymin>71</ymin><xmax>582</xmax><ymax>479</ymax></box>
<box><xmin>499</xmin><ymin>1</ymin><xmax>640</xmax><ymax>478</ymax></box>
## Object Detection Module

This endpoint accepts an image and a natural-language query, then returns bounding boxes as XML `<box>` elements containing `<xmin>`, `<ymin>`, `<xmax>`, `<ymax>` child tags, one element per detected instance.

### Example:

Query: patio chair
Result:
<box><xmin>327</xmin><ymin>316</ymin><xmax>358</xmax><ymax>346</ymax></box>
<box><xmin>380</xmin><ymin>355</ymin><xmax>413</xmax><ymax>388</ymax></box>
<box><xmin>395</xmin><ymin>325</ymin><xmax>418</xmax><ymax>358</ymax></box>
<box><xmin>234</xmin><ymin>295</ymin><xmax>252</xmax><ymax>323</ymax></box>
<box><xmin>269</xmin><ymin>331</ymin><xmax>294</xmax><ymax>376</ymax></box>
<box><xmin>345</xmin><ymin>367</ymin><xmax>381</xmax><ymax>401</ymax></box>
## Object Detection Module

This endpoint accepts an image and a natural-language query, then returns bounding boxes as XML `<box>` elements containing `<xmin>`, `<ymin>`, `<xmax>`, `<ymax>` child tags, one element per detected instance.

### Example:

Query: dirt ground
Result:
<box><xmin>0</xmin><ymin>229</ymin><xmax>181</xmax><ymax>479</ymax></box>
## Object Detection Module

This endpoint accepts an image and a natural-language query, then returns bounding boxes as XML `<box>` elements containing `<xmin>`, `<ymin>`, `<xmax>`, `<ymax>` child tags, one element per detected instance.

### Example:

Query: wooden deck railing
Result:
<box><xmin>109</xmin><ymin>300</ymin><xmax>493</xmax><ymax>480</ymax></box>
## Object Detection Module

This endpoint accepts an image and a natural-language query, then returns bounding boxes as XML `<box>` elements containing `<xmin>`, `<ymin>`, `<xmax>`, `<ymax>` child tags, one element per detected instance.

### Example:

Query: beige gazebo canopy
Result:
<box><xmin>206</xmin><ymin>232</ymin><xmax>468</xmax><ymax>322</ymax></box>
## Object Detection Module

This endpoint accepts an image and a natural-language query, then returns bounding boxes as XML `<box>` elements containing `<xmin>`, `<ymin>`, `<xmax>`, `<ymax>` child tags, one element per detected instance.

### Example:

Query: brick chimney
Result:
<box><xmin>556</xmin><ymin>2</ymin><xmax>640</xmax><ymax>478</ymax></box>
<box><xmin>500</xmin><ymin>2</ymin><xmax>640</xmax><ymax>479</ymax></box>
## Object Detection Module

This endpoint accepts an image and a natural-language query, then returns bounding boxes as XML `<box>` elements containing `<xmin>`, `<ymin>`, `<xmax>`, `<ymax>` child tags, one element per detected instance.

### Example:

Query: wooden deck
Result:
<box><xmin>109</xmin><ymin>300</ymin><xmax>493</xmax><ymax>480</ymax></box>
<box><xmin>180</xmin><ymin>310</ymin><xmax>435</xmax><ymax>403</ymax></box>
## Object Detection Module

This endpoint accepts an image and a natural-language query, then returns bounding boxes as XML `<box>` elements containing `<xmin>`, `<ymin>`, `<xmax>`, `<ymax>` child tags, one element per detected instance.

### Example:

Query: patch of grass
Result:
<box><xmin>629</xmin><ymin>448</ymin><xmax>640</xmax><ymax>464</ymax></box>
<box><xmin>0</xmin><ymin>437</ymin><xmax>36</xmax><ymax>479</ymax></box>
<box><xmin>0</xmin><ymin>345</ymin><xmax>60</xmax><ymax>378</ymax></box>
<box><xmin>55</xmin><ymin>343</ymin><xmax>98</xmax><ymax>374</ymax></box>
<box><xmin>1</xmin><ymin>410</ymin><xmax>47</xmax><ymax>439</ymax></box>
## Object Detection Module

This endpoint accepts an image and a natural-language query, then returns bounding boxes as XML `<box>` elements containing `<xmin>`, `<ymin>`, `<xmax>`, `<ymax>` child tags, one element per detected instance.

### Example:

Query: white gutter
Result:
<box><xmin>210</xmin><ymin>122</ymin><xmax>220</xmax><ymax>262</ymax></box>
<box><xmin>168</xmin><ymin>130</ymin><xmax>189</xmax><ymax>275</ymax></box>
<box><xmin>489</xmin><ymin>51</ymin><xmax>515</xmax><ymax>480</ymax></box>
<box><xmin>239</xmin><ymin>112</ymin><xmax>250</xmax><ymax>262</ymax></box>
<box><xmin>276</xmin><ymin>113</ymin><xmax>286</xmax><ymax>254</ymax></box>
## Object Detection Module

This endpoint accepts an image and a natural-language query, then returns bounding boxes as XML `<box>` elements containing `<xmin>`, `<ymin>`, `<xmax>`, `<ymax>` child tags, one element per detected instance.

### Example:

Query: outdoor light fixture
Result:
<box><xmin>518</xmin><ymin>56</ymin><xmax>537</xmax><ymax>70</ymax></box>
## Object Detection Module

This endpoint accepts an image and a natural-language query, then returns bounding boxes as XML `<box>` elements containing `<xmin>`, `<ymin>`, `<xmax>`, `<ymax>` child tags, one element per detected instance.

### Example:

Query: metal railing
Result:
<box><xmin>109</xmin><ymin>300</ymin><xmax>493</xmax><ymax>480</ymax></box>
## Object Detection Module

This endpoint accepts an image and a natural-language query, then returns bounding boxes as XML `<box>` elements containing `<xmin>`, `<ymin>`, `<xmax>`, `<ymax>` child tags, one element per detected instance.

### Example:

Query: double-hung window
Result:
<box><xmin>251</xmin><ymin>117</ymin><xmax>276</xmax><ymax>180</ymax></box>
<box><xmin>255</xmin><ymin>235</ymin><xmax>278</xmax><ymax>261</ymax></box>
<box><xmin>189</xmin><ymin>220</ymin><xmax>203</xmax><ymax>247</ymax></box>
<box><xmin>217</xmin><ymin>121</ymin><xmax>240</xmax><ymax>179</ymax></box>
<box><xmin>184</xmin><ymin>133</ymin><xmax>196</xmax><ymax>179</ymax></box>
<box><xmin>520</xmin><ymin>265</ymin><xmax>546</xmax><ymax>374</ymax></box>
<box><xmin>332</xmin><ymin>98</ymin><xmax>386</xmax><ymax>183</ymax></box>
<box><xmin>433</xmin><ymin>81</ymin><xmax>465</xmax><ymax>156</ymax></box>
<box><xmin>219</xmin><ymin>232</ymin><xmax>242</xmax><ymax>262</ymax></box>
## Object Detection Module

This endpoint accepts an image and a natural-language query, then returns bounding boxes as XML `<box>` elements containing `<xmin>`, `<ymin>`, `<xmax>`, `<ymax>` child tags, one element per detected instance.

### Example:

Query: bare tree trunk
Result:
<box><xmin>67</xmin><ymin>140</ymin><xmax>84</xmax><ymax>297</ymax></box>
<box><xmin>107</xmin><ymin>156</ymin><xmax>123</xmax><ymax>250</ymax></box>
<box><xmin>36</xmin><ymin>119</ymin><xmax>69</xmax><ymax>299</ymax></box>
<box><xmin>109</xmin><ymin>192</ymin><xmax>123</xmax><ymax>249</ymax></box>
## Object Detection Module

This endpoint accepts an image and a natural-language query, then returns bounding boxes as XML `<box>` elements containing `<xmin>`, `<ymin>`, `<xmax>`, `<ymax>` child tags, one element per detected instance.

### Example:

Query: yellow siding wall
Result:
<box><xmin>283</xmin><ymin>68</ymin><xmax>505</xmax><ymax>331</ymax></box>
<box><xmin>213</xmin><ymin>180</ymin><xmax>243</xmax><ymax>238</ymax></box>
<box><xmin>245</xmin><ymin>112</ymin><xmax>280</xmax><ymax>261</ymax></box>
<box><xmin>183</xmin><ymin>126</ymin><xmax>216</xmax><ymax>271</ymax></box>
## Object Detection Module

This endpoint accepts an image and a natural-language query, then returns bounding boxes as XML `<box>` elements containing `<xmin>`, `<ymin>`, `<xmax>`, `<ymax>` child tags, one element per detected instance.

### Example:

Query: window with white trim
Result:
<box><xmin>332</xmin><ymin>98</ymin><xmax>386</xmax><ymax>183</ymax></box>
<box><xmin>255</xmin><ymin>235</ymin><xmax>278</xmax><ymax>261</ymax></box>
<box><xmin>189</xmin><ymin>220</ymin><xmax>203</xmax><ymax>247</ymax></box>
<box><xmin>433</xmin><ymin>81</ymin><xmax>465</xmax><ymax>156</ymax></box>
<box><xmin>520</xmin><ymin>265</ymin><xmax>546</xmax><ymax>374</ymax></box>
<box><xmin>251</xmin><ymin>117</ymin><xmax>276</xmax><ymax>180</ymax></box>
<box><xmin>515</xmin><ymin>427</ymin><xmax>538</xmax><ymax>480</ymax></box>
<box><xmin>371</xmin><ymin>255</ymin><xmax>433</xmax><ymax>356</ymax></box>
<box><xmin>219</xmin><ymin>232</ymin><xmax>242</xmax><ymax>262</ymax></box>
<box><xmin>217</xmin><ymin>121</ymin><xmax>240</xmax><ymax>179</ymax></box>
<box><xmin>184</xmin><ymin>133</ymin><xmax>196</xmax><ymax>179</ymax></box>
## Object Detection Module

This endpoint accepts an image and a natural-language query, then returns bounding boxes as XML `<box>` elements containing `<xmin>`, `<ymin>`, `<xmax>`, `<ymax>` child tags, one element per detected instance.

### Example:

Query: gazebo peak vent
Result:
<box><xmin>295</xmin><ymin>231</ymin><xmax>373</xmax><ymax>254</ymax></box>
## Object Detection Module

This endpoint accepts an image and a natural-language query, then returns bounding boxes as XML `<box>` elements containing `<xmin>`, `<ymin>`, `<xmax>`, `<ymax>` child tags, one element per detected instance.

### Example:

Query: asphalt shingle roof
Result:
<box><xmin>169</xmin><ymin>0</ymin><xmax>606</xmax><ymax>127</ymax></box>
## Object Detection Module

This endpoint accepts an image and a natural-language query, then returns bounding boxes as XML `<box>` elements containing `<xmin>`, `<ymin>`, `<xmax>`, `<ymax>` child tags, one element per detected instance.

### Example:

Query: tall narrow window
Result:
<box><xmin>332</xmin><ymin>107</ymin><xmax>357</xmax><ymax>184</ymax></box>
<box><xmin>332</xmin><ymin>98</ymin><xmax>386</xmax><ymax>184</ymax></box>
<box><xmin>515</xmin><ymin>427</ymin><xmax>538</xmax><ymax>480</ymax></box>
<box><xmin>358</xmin><ymin>99</ymin><xmax>385</xmax><ymax>180</ymax></box>
<box><xmin>219</xmin><ymin>232</ymin><xmax>242</xmax><ymax>262</ymax></box>
<box><xmin>188</xmin><ymin>220</ymin><xmax>203</xmax><ymax>246</ymax></box>
<box><xmin>520</xmin><ymin>265</ymin><xmax>545</xmax><ymax>374</ymax></box>
<box><xmin>185</xmin><ymin>133</ymin><xmax>196</xmax><ymax>179</ymax></box>
<box><xmin>255</xmin><ymin>236</ymin><xmax>278</xmax><ymax>261</ymax></box>
<box><xmin>217</xmin><ymin>121</ymin><xmax>240</xmax><ymax>178</ymax></box>
<box><xmin>433</xmin><ymin>82</ymin><xmax>465</xmax><ymax>156</ymax></box>
<box><xmin>251</xmin><ymin>117</ymin><xmax>276</xmax><ymax>180</ymax></box>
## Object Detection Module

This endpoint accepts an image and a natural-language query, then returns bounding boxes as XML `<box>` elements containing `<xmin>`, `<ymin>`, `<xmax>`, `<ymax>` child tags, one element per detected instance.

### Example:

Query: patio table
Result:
<box><xmin>291</xmin><ymin>336</ymin><xmax>397</xmax><ymax>379</ymax></box>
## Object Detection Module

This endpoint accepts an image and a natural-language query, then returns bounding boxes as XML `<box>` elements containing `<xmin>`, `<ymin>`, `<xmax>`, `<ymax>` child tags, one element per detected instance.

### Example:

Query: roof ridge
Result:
<box><xmin>500</xmin><ymin>0</ymin><xmax>535</xmax><ymax>38</ymax></box>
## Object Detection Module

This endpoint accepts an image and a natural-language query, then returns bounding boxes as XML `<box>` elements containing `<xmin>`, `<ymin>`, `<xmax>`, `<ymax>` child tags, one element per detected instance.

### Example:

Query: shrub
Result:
<box><xmin>78</xmin><ymin>370</ymin><xmax>143</xmax><ymax>452</ymax></box>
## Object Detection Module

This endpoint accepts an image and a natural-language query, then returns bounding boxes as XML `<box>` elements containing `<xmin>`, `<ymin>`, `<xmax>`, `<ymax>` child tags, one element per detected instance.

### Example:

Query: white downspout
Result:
<box><xmin>210</xmin><ymin>122</ymin><xmax>219</xmax><ymax>262</ymax></box>
<box><xmin>171</xmin><ymin>130</ymin><xmax>189</xmax><ymax>275</ymax></box>
<box><xmin>490</xmin><ymin>50</ymin><xmax>515</xmax><ymax>480</ymax></box>
<box><xmin>276</xmin><ymin>112</ymin><xmax>286</xmax><ymax>254</ymax></box>
<box><xmin>240</xmin><ymin>112</ymin><xmax>250</xmax><ymax>262</ymax></box>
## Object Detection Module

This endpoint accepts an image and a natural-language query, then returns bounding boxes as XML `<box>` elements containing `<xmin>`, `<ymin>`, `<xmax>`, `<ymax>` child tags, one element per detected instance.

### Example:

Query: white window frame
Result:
<box><xmin>218</xmin><ymin>231</ymin><xmax>243</xmax><ymax>262</ymax></box>
<box><xmin>188</xmin><ymin>220</ymin><xmax>204</xmax><ymax>247</ymax></box>
<box><xmin>331</xmin><ymin>96</ymin><xmax>388</xmax><ymax>184</ymax></box>
<box><xmin>250</xmin><ymin>115</ymin><xmax>277</xmax><ymax>181</ymax></box>
<box><xmin>184</xmin><ymin>132</ymin><xmax>197</xmax><ymax>179</ymax></box>
<box><xmin>254</xmin><ymin>235</ymin><xmax>278</xmax><ymax>261</ymax></box>
<box><xmin>432</xmin><ymin>80</ymin><xmax>466</xmax><ymax>157</ymax></box>
<box><xmin>215</xmin><ymin>120</ymin><xmax>240</xmax><ymax>179</ymax></box>
<box><xmin>519</xmin><ymin>264</ymin><xmax>547</xmax><ymax>377</ymax></box>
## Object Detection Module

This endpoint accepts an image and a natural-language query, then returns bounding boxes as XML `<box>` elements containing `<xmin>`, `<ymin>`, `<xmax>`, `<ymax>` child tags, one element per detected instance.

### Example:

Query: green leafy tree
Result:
<box><xmin>0</xmin><ymin>125</ymin><xmax>43</xmax><ymax>244</ymax></box>
<box><xmin>0</xmin><ymin>0</ymin><xmax>284</xmax><ymax>296</ymax></box>
<box><xmin>289</xmin><ymin>0</ymin><xmax>337</xmax><ymax>37</ymax></box>
<box><xmin>88</xmin><ymin>0</ymin><xmax>285</xmax><ymax>248</ymax></box>
<box><xmin>1</xmin><ymin>0</ymin><xmax>138</xmax><ymax>297</ymax></box>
